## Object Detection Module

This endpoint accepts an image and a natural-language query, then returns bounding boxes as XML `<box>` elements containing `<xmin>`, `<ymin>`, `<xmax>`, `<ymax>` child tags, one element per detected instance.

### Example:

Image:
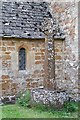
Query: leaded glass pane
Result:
<box><xmin>19</xmin><ymin>48</ymin><xmax>26</xmax><ymax>70</ymax></box>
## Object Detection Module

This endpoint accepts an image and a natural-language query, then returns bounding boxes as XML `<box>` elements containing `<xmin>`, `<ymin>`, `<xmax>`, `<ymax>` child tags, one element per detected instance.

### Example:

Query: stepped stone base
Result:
<box><xmin>31</xmin><ymin>89</ymin><xmax>79</xmax><ymax>108</ymax></box>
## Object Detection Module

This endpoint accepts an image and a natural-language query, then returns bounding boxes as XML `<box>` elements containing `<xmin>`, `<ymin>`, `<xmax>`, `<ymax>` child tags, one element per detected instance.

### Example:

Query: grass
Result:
<box><xmin>1</xmin><ymin>90</ymin><xmax>79</xmax><ymax>118</ymax></box>
<box><xmin>1</xmin><ymin>103</ymin><xmax>79</xmax><ymax>118</ymax></box>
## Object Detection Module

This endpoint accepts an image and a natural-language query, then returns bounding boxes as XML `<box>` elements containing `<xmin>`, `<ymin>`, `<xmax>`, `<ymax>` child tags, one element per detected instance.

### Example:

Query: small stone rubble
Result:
<box><xmin>31</xmin><ymin>89</ymin><xmax>72</xmax><ymax>107</ymax></box>
<box><xmin>0</xmin><ymin>95</ymin><xmax>16</xmax><ymax>105</ymax></box>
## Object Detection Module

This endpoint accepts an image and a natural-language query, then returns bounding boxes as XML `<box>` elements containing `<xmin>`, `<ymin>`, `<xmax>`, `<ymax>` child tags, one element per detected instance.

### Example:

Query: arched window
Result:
<box><xmin>19</xmin><ymin>48</ymin><xmax>26</xmax><ymax>70</ymax></box>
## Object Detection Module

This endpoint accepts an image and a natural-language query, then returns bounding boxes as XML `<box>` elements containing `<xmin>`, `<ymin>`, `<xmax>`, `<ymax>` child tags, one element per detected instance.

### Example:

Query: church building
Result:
<box><xmin>0</xmin><ymin>0</ymin><xmax>79</xmax><ymax>103</ymax></box>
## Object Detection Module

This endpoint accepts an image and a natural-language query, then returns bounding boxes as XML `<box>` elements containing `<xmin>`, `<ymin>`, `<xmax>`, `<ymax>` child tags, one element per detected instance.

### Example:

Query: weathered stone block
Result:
<box><xmin>55</xmin><ymin>55</ymin><xmax>62</xmax><ymax>60</ymax></box>
<box><xmin>2</xmin><ymin>81</ymin><xmax>10</xmax><ymax>90</ymax></box>
<box><xmin>26</xmin><ymin>81</ymin><xmax>31</xmax><ymax>88</ymax></box>
<box><xmin>6</xmin><ymin>41</ymin><xmax>15</xmax><ymax>46</ymax></box>
<box><xmin>5</xmin><ymin>52</ymin><xmax>11</xmax><ymax>54</ymax></box>
<box><xmin>2</xmin><ymin>75</ymin><xmax>10</xmax><ymax>80</ymax></box>
<box><xmin>2</xmin><ymin>47</ymin><xmax>6</xmax><ymax>51</ymax></box>
<box><xmin>7</xmin><ymin>47</ymin><xmax>15</xmax><ymax>51</ymax></box>
<box><xmin>35</xmin><ymin>56</ymin><xmax>41</xmax><ymax>60</ymax></box>
<box><xmin>55</xmin><ymin>48</ymin><xmax>62</xmax><ymax>52</ymax></box>
<box><xmin>35</xmin><ymin>61</ymin><xmax>42</xmax><ymax>64</ymax></box>
<box><xmin>3</xmin><ymin>55</ymin><xmax>11</xmax><ymax>60</ymax></box>
<box><xmin>41</xmin><ymin>49</ymin><xmax>45</xmax><ymax>53</ymax></box>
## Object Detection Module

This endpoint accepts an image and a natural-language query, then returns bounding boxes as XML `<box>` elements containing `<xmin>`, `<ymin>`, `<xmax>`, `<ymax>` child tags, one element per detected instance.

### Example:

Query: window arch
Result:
<box><xmin>19</xmin><ymin>48</ymin><xmax>26</xmax><ymax>70</ymax></box>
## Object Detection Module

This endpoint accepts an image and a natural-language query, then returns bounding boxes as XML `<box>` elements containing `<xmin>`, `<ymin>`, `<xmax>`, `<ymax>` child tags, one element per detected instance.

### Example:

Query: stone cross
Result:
<box><xmin>41</xmin><ymin>17</ymin><xmax>56</xmax><ymax>90</ymax></box>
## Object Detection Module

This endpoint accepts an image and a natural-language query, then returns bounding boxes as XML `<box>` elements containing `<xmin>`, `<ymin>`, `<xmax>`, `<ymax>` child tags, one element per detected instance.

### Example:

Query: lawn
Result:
<box><xmin>1</xmin><ymin>104</ymin><xmax>79</xmax><ymax>118</ymax></box>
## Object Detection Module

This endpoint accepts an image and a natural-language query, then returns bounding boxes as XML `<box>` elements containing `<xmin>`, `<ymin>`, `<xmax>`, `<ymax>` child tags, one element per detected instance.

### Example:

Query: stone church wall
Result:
<box><xmin>0</xmin><ymin>37</ymin><xmax>64</xmax><ymax>96</ymax></box>
<box><xmin>1</xmin><ymin>38</ymin><xmax>45</xmax><ymax>95</ymax></box>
